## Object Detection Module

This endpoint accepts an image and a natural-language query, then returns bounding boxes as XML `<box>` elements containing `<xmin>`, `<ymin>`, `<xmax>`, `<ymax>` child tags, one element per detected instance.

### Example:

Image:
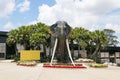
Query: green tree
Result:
<box><xmin>30</xmin><ymin>23</ymin><xmax>50</xmax><ymax>56</ymax></box>
<box><xmin>76</xmin><ymin>27</ymin><xmax>89</xmax><ymax>58</ymax></box>
<box><xmin>7</xmin><ymin>29</ymin><xmax>19</xmax><ymax>55</ymax></box>
<box><xmin>70</xmin><ymin>27</ymin><xmax>89</xmax><ymax>58</ymax></box>
<box><xmin>76</xmin><ymin>28</ymin><xmax>89</xmax><ymax>49</ymax></box>
<box><xmin>17</xmin><ymin>26</ymin><xmax>33</xmax><ymax>50</ymax></box>
<box><xmin>104</xmin><ymin>29</ymin><xmax>119</xmax><ymax>46</ymax></box>
<box><xmin>91</xmin><ymin>30</ymin><xmax>108</xmax><ymax>60</ymax></box>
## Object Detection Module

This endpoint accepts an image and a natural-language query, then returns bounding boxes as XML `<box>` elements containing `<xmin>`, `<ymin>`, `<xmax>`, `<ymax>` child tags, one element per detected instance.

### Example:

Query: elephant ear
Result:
<box><xmin>50</xmin><ymin>23</ymin><xmax>57</xmax><ymax>36</ymax></box>
<box><xmin>65</xmin><ymin>22</ymin><xmax>71</xmax><ymax>35</ymax></box>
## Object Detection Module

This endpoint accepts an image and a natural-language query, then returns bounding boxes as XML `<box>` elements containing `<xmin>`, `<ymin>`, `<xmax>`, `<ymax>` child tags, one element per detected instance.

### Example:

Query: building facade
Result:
<box><xmin>0</xmin><ymin>31</ymin><xmax>8</xmax><ymax>59</ymax></box>
<box><xmin>0</xmin><ymin>31</ymin><xmax>16</xmax><ymax>59</ymax></box>
<box><xmin>100</xmin><ymin>47</ymin><xmax>120</xmax><ymax>64</ymax></box>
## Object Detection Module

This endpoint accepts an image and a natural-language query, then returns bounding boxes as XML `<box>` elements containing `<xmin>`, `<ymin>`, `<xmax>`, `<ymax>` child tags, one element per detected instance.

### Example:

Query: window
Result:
<box><xmin>0</xmin><ymin>43</ymin><xmax>6</xmax><ymax>53</ymax></box>
<box><xmin>0</xmin><ymin>53</ymin><xmax>4</xmax><ymax>58</ymax></box>
<box><xmin>0</xmin><ymin>43</ymin><xmax>6</xmax><ymax>58</ymax></box>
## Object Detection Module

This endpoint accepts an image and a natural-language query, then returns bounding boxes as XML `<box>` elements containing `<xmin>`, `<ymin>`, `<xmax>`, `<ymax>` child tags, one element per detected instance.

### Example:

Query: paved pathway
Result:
<box><xmin>0</xmin><ymin>61</ymin><xmax>120</xmax><ymax>80</ymax></box>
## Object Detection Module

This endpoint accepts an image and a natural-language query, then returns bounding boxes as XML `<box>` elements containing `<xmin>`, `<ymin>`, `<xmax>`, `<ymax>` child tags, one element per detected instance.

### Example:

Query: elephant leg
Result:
<box><xmin>66</xmin><ymin>39</ymin><xmax>75</xmax><ymax>66</ymax></box>
<box><xmin>50</xmin><ymin>38</ymin><xmax>58</xmax><ymax>66</ymax></box>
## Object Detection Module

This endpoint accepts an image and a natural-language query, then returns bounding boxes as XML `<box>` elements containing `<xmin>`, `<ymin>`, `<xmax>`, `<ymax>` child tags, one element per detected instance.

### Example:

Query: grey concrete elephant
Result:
<box><xmin>50</xmin><ymin>21</ymin><xmax>75</xmax><ymax>65</ymax></box>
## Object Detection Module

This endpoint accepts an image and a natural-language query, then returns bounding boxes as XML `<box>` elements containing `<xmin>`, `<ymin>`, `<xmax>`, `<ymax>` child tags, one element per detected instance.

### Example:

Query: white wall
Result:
<box><xmin>0</xmin><ymin>43</ymin><xmax>6</xmax><ymax>59</ymax></box>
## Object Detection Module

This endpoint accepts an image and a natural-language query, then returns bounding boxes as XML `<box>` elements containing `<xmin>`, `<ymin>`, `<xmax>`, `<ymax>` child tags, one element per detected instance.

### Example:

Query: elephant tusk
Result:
<box><xmin>66</xmin><ymin>39</ymin><xmax>75</xmax><ymax>66</ymax></box>
<box><xmin>50</xmin><ymin>38</ymin><xmax>58</xmax><ymax>66</ymax></box>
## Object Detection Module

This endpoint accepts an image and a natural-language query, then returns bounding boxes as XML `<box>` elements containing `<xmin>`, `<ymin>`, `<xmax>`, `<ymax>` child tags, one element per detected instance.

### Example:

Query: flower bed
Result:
<box><xmin>17</xmin><ymin>61</ymin><xmax>37</xmax><ymax>66</ymax></box>
<box><xmin>90</xmin><ymin>63</ymin><xmax>108</xmax><ymax>68</ymax></box>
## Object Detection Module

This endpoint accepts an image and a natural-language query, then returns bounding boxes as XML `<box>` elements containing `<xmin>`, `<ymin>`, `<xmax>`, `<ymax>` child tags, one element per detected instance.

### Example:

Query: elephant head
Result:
<box><xmin>50</xmin><ymin>21</ymin><xmax>71</xmax><ymax>38</ymax></box>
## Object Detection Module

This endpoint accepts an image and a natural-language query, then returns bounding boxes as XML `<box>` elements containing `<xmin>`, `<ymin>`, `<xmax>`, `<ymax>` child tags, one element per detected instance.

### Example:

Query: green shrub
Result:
<box><xmin>40</xmin><ymin>56</ymin><xmax>51</xmax><ymax>62</ymax></box>
<box><xmin>90</xmin><ymin>63</ymin><xmax>108</xmax><ymax>68</ymax></box>
<box><xmin>11</xmin><ymin>54</ymin><xmax>20</xmax><ymax>61</ymax></box>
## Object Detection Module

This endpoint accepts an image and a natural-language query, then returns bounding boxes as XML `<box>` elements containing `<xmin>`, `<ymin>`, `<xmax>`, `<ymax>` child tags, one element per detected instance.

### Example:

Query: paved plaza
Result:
<box><xmin>0</xmin><ymin>60</ymin><xmax>120</xmax><ymax>80</ymax></box>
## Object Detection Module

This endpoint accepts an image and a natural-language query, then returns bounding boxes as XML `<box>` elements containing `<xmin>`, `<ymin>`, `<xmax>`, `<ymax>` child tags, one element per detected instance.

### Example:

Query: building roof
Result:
<box><xmin>0</xmin><ymin>31</ymin><xmax>8</xmax><ymax>43</ymax></box>
<box><xmin>0</xmin><ymin>31</ymin><xmax>8</xmax><ymax>36</ymax></box>
<box><xmin>71</xmin><ymin>44</ymin><xmax>120</xmax><ymax>52</ymax></box>
<box><xmin>101</xmin><ymin>46</ymin><xmax>120</xmax><ymax>52</ymax></box>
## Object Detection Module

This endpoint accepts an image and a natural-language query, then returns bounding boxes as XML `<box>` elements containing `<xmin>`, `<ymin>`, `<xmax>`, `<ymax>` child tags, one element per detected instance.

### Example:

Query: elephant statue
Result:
<box><xmin>50</xmin><ymin>21</ymin><xmax>75</xmax><ymax>66</ymax></box>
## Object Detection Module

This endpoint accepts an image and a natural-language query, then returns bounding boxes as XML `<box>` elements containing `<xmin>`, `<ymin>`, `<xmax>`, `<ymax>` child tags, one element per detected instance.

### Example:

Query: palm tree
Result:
<box><xmin>30</xmin><ymin>33</ymin><xmax>44</xmax><ymax>49</ymax></box>
<box><xmin>71</xmin><ymin>27</ymin><xmax>89</xmax><ymax>58</ymax></box>
<box><xmin>17</xmin><ymin>25</ymin><xmax>34</xmax><ymax>50</ymax></box>
<box><xmin>91</xmin><ymin>30</ymin><xmax>108</xmax><ymax>60</ymax></box>
<box><xmin>30</xmin><ymin>22</ymin><xmax>50</xmax><ymax>57</ymax></box>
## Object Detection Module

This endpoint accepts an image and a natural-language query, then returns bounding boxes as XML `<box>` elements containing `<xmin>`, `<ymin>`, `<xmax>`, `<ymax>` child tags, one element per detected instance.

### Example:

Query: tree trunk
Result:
<box><xmin>15</xmin><ymin>43</ymin><xmax>18</xmax><ymax>56</ymax></box>
<box><xmin>78</xmin><ymin>45</ymin><xmax>80</xmax><ymax>58</ymax></box>
<box><xmin>91</xmin><ymin>44</ymin><xmax>100</xmax><ymax>58</ymax></box>
<box><xmin>81</xmin><ymin>47</ymin><xmax>86</xmax><ymax>58</ymax></box>
<box><xmin>43</xmin><ymin>45</ymin><xmax>46</xmax><ymax>57</ymax></box>
<box><xmin>49</xmin><ymin>46</ymin><xmax>52</xmax><ymax>56</ymax></box>
<box><xmin>24</xmin><ymin>43</ymin><xmax>28</xmax><ymax>50</ymax></box>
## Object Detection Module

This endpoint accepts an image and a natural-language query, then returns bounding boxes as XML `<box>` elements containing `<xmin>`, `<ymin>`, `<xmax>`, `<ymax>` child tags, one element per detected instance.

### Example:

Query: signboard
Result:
<box><xmin>20</xmin><ymin>50</ymin><xmax>40</xmax><ymax>61</ymax></box>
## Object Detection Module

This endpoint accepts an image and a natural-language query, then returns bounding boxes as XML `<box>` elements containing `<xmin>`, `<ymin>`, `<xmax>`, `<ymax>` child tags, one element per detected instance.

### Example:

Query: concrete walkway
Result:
<box><xmin>0</xmin><ymin>61</ymin><xmax>120</xmax><ymax>80</ymax></box>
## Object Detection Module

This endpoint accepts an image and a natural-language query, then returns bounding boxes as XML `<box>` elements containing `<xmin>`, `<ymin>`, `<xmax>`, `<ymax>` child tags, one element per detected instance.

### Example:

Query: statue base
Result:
<box><xmin>43</xmin><ymin>63</ymin><xmax>86</xmax><ymax>69</ymax></box>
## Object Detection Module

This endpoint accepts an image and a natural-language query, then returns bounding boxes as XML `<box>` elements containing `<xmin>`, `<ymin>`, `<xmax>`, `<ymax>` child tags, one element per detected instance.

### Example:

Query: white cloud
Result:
<box><xmin>0</xmin><ymin>0</ymin><xmax>15</xmax><ymax>18</ymax></box>
<box><xmin>3</xmin><ymin>22</ymin><xmax>15</xmax><ymax>31</ymax></box>
<box><xmin>37</xmin><ymin>0</ymin><xmax>120</xmax><ymax>29</ymax></box>
<box><xmin>28</xmin><ymin>20</ymin><xmax>38</xmax><ymax>25</ymax></box>
<box><xmin>105</xmin><ymin>24</ymin><xmax>120</xmax><ymax>33</ymax></box>
<box><xmin>17</xmin><ymin>0</ymin><xmax>30</xmax><ymax>12</ymax></box>
<box><xmin>105</xmin><ymin>23</ymin><xmax>120</xmax><ymax>46</ymax></box>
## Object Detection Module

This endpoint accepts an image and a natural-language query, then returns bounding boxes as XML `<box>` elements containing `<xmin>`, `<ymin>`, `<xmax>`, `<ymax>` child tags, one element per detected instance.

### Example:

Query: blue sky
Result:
<box><xmin>0</xmin><ymin>0</ymin><xmax>55</xmax><ymax>31</ymax></box>
<box><xmin>0</xmin><ymin>0</ymin><xmax>120</xmax><ymax>45</ymax></box>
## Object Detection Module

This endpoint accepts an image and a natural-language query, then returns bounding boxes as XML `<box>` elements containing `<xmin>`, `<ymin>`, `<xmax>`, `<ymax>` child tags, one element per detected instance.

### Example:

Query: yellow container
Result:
<box><xmin>20</xmin><ymin>50</ymin><xmax>40</xmax><ymax>61</ymax></box>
